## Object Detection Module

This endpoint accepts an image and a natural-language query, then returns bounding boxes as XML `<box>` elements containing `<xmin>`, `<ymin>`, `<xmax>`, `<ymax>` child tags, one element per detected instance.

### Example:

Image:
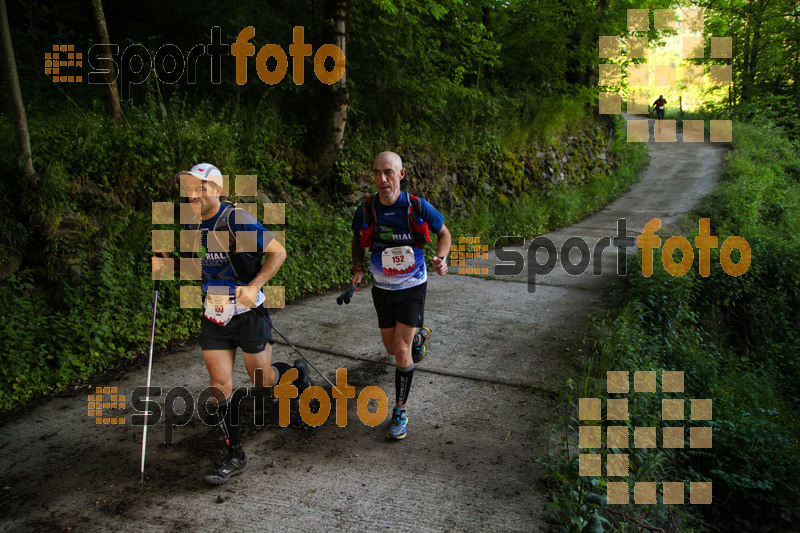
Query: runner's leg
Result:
<box><xmin>243</xmin><ymin>344</ymin><xmax>275</xmax><ymax>387</ymax></box>
<box><xmin>203</xmin><ymin>347</ymin><xmax>248</xmax><ymax>485</ymax></box>
<box><xmin>386</xmin><ymin>323</ymin><xmax>415</xmax><ymax>439</ymax></box>
<box><xmin>380</xmin><ymin>327</ymin><xmax>396</xmax><ymax>356</ymax></box>
<box><xmin>204</xmin><ymin>349</ymin><xmax>244</xmax><ymax>454</ymax></box>
<box><xmin>392</xmin><ymin>323</ymin><xmax>416</xmax><ymax>371</ymax></box>
<box><xmin>204</xmin><ymin>348</ymin><xmax>236</xmax><ymax>402</ymax></box>
<box><xmin>392</xmin><ymin>322</ymin><xmax>416</xmax><ymax>407</ymax></box>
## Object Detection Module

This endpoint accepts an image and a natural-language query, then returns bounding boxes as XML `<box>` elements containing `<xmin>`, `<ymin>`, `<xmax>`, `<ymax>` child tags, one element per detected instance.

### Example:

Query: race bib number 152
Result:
<box><xmin>381</xmin><ymin>246</ymin><xmax>416</xmax><ymax>276</ymax></box>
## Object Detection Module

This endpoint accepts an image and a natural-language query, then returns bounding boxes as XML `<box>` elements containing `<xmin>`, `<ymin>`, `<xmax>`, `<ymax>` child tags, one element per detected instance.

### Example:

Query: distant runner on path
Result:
<box><xmin>350</xmin><ymin>151</ymin><xmax>451</xmax><ymax>440</ymax></box>
<box><xmin>652</xmin><ymin>95</ymin><xmax>667</xmax><ymax>121</ymax></box>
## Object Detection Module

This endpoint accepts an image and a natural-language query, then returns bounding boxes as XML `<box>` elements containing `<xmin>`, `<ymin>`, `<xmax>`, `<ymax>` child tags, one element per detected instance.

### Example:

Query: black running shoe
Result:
<box><xmin>293</xmin><ymin>359</ymin><xmax>314</xmax><ymax>394</ymax></box>
<box><xmin>204</xmin><ymin>450</ymin><xmax>248</xmax><ymax>485</ymax></box>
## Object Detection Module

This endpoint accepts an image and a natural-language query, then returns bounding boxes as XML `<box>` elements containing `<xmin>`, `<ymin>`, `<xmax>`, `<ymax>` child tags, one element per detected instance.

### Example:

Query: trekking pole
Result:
<box><xmin>140</xmin><ymin>279</ymin><xmax>161</xmax><ymax>489</ymax></box>
<box><xmin>336</xmin><ymin>283</ymin><xmax>359</xmax><ymax>305</ymax></box>
<box><xmin>254</xmin><ymin>306</ymin><xmax>340</xmax><ymax>394</ymax></box>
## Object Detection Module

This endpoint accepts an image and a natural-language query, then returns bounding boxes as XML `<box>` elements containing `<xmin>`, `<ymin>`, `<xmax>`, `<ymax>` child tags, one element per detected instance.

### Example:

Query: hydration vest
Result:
<box><xmin>359</xmin><ymin>192</ymin><xmax>431</xmax><ymax>249</ymax></box>
<box><xmin>186</xmin><ymin>201</ymin><xmax>265</xmax><ymax>282</ymax></box>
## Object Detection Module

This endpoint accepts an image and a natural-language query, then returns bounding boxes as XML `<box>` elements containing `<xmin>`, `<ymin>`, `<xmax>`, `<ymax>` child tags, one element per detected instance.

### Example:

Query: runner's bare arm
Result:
<box><xmin>351</xmin><ymin>234</ymin><xmax>366</xmax><ymax>287</ymax></box>
<box><xmin>236</xmin><ymin>238</ymin><xmax>286</xmax><ymax>307</ymax></box>
<box><xmin>431</xmin><ymin>224</ymin><xmax>451</xmax><ymax>276</ymax></box>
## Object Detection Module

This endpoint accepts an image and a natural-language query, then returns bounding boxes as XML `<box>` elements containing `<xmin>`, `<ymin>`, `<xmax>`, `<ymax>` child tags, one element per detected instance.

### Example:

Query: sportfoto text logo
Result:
<box><xmin>492</xmin><ymin>218</ymin><xmax>750</xmax><ymax>292</ymax></box>
<box><xmin>90</xmin><ymin>368</ymin><xmax>390</xmax><ymax>443</ymax></box>
<box><xmin>46</xmin><ymin>26</ymin><xmax>344</xmax><ymax>99</ymax></box>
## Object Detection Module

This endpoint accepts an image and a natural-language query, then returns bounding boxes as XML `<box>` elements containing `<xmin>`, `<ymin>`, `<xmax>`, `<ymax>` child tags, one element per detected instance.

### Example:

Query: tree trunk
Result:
<box><xmin>89</xmin><ymin>0</ymin><xmax>122</xmax><ymax>119</ymax></box>
<box><xmin>748</xmin><ymin>5</ymin><xmax>765</xmax><ymax>98</ymax></box>
<box><xmin>741</xmin><ymin>13</ymin><xmax>752</xmax><ymax>102</ymax></box>
<box><xmin>564</xmin><ymin>25</ymin><xmax>584</xmax><ymax>86</ymax></box>
<box><xmin>741</xmin><ymin>1</ymin><xmax>770</xmax><ymax>104</ymax></box>
<box><xmin>315</xmin><ymin>0</ymin><xmax>350</xmax><ymax>183</ymax></box>
<box><xmin>731</xmin><ymin>30</ymin><xmax>737</xmax><ymax>103</ymax></box>
<box><xmin>0</xmin><ymin>0</ymin><xmax>35</xmax><ymax>180</ymax></box>
<box><xmin>563</xmin><ymin>0</ymin><xmax>593</xmax><ymax>87</ymax></box>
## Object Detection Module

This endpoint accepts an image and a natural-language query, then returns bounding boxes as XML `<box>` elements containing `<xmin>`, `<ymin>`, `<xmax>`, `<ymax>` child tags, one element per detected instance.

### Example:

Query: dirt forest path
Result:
<box><xmin>0</xmin><ymin>119</ymin><xmax>727</xmax><ymax>532</ymax></box>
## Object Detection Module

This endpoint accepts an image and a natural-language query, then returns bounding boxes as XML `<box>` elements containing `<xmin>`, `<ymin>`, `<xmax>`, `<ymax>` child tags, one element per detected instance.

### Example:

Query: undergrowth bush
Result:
<box><xmin>541</xmin><ymin>119</ymin><xmax>800</xmax><ymax>532</ymax></box>
<box><xmin>449</xmin><ymin>119</ymin><xmax>648</xmax><ymax>242</ymax></box>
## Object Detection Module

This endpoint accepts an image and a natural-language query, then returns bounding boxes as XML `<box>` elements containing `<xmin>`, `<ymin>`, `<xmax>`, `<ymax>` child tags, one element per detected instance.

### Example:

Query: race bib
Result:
<box><xmin>204</xmin><ymin>293</ymin><xmax>235</xmax><ymax>326</ymax></box>
<box><xmin>658</xmin><ymin>105</ymin><xmax>665</xmax><ymax>110</ymax></box>
<box><xmin>381</xmin><ymin>246</ymin><xmax>416</xmax><ymax>276</ymax></box>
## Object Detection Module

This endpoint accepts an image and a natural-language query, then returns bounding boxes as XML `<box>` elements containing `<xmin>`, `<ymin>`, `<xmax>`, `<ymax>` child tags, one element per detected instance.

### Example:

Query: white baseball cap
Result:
<box><xmin>175</xmin><ymin>163</ymin><xmax>223</xmax><ymax>189</ymax></box>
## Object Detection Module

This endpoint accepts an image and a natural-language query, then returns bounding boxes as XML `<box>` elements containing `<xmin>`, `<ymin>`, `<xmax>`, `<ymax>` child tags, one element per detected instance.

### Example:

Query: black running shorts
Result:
<box><xmin>371</xmin><ymin>282</ymin><xmax>427</xmax><ymax>329</ymax></box>
<box><xmin>200</xmin><ymin>307</ymin><xmax>272</xmax><ymax>353</ymax></box>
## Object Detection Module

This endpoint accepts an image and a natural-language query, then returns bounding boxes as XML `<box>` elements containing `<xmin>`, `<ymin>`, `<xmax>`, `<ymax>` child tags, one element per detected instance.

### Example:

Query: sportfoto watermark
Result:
<box><xmin>47</xmin><ymin>26</ymin><xmax>344</xmax><ymax>99</ymax></box>
<box><xmin>579</xmin><ymin>370</ymin><xmax>713</xmax><ymax>505</ymax></box>
<box><xmin>493</xmin><ymin>218</ymin><xmax>750</xmax><ymax>292</ymax></box>
<box><xmin>91</xmin><ymin>368</ymin><xmax>388</xmax><ymax>443</ymax></box>
<box><xmin>88</xmin><ymin>386</ymin><xmax>126</xmax><ymax>424</ymax></box>
<box><xmin>449</xmin><ymin>236</ymin><xmax>489</xmax><ymax>275</ymax></box>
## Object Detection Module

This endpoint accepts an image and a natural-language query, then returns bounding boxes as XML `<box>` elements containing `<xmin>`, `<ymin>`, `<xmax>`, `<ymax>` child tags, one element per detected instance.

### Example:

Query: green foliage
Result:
<box><xmin>348</xmin><ymin>0</ymin><xmax>502</xmax><ymax>154</ymax></box>
<box><xmin>0</xmin><ymin>99</ymin><xmax>309</xmax><ymax>410</ymax></box>
<box><xmin>522</xmin><ymin>96</ymin><xmax>590</xmax><ymax>149</ymax></box>
<box><xmin>448</xmin><ymin>128</ymin><xmax>648</xmax><ymax>242</ymax></box>
<box><xmin>538</xmin><ymin>384</ymin><xmax>610</xmax><ymax>533</ymax></box>
<box><xmin>702</xmin><ymin>0</ymin><xmax>800</xmax><ymax>137</ymax></box>
<box><xmin>0</xmin><ymin>212</ymin><xmax>197</xmax><ymax>410</ymax></box>
<box><xmin>271</xmin><ymin>199</ymin><xmax>353</xmax><ymax>299</ymax></box>
<box><xmin>539</xmin><ymin>373</ymin><xmax>707</xmax><ymax>532</ymax></box>
<box><xmin>544</xmin><ymin>120</ymin><xmax>800</xmax><ymax>532</ymax></box>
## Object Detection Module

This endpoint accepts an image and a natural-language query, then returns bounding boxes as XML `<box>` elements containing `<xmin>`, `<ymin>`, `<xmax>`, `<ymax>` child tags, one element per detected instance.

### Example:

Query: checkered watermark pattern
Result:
<box><xmin>450</xmin><ymin>236</ymin><xmax>489</xmax><ymax>275</ymax></box>
<box><xmin>599</xmin><ymin>9</ymin><xmax>733</xmax><ymax>143</ymax></box>
<box><xmin>45</xmin><ymin>44</ymin><xmax>83</xmax><ymax>83</ymax></box>
<box><xmin>88</xmin><ymin>386</ymin><xmax>125</xmax><ymax>425</ymax></box>
<box><xmin>151</xmin><ymin>174</ymin><xmax>286</xmax><ymax>308</ymax></box>
<box><xmin>579</xmin><ymin>370</ymin><xmax>713</xmax><ymax>505</ymax></box>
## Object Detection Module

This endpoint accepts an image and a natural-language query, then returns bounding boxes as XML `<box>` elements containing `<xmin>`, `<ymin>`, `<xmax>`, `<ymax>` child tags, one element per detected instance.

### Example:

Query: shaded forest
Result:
<box><xmin>3</xmin><ymin>0</ymin><xmax>800</xmax><ymax>531</ymax></box>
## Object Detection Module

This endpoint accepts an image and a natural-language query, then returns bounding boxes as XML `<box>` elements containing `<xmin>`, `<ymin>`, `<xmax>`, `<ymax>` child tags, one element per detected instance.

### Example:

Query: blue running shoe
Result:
<box><xmin>412</xmin><ymin>326</ymin><xmax>431</xmax><ymax>364</ymax></box>
<box><xmin>386</xmin><ymin>407</ymin><xmax>408</xmax><ymax>440</ymax></box>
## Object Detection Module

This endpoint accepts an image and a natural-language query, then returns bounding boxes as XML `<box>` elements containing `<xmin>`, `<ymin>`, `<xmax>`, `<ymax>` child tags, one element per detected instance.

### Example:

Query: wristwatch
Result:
<box><xmin>436</xmin><ymin>255</ymin><xmax>447</xmax><ymax>262</ymax></box>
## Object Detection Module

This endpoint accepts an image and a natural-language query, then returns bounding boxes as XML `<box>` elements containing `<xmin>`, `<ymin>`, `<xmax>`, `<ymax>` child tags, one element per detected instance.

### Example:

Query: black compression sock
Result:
<box><xmin>228</xmin><ymin>443</ymin><xmax>245</xmax><ymax>460</ymax></box>
<box><xmin>395</xmin><ymin>364</ymin><xmax>415</xmax><ymax>407</ymax></box>
<box><xmin>216</xmin><ymin>397</ymin><xmax>242</xmax><ymax>451</ymax></box>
